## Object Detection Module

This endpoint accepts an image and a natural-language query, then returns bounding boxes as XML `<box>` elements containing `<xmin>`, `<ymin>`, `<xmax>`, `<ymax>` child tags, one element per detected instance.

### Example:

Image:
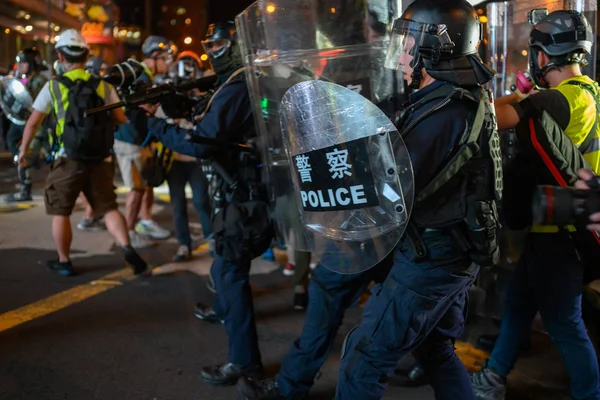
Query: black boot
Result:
<box><xmin>237</xmin><ymin>377</ymin><xmax>286</xmax><ymax>400</ymax></box>
<box><xmin>200</xmin><ymin>362</ymin><xmax>263</xmax><ymax>386</ymax></box>
<box><xmin>4</xmin><ymin>183</ymin><xmax>32</xmax><ymax>203</ymax></box>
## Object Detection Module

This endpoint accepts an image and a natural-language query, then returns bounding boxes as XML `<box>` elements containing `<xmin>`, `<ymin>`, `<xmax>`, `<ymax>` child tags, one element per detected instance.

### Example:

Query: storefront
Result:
<box><xmin>0</xmin><ymin>0</ymin><xmax>81</xmax><ymax>73</ymax></box>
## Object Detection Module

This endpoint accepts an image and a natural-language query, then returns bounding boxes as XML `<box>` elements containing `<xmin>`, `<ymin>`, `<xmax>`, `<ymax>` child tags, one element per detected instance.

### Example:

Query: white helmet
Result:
<box><xmin>55</xmin><ymin>29</ymin><xmax>89</xmax><ymax>57</ymax></box>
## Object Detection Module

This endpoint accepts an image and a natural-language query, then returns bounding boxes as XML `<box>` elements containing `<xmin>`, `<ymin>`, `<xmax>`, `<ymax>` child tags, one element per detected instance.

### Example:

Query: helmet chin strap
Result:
<box><xmin>409</xmin><ymin>55</ymin><xmax>423</xmax><ymax>90</ymax></box>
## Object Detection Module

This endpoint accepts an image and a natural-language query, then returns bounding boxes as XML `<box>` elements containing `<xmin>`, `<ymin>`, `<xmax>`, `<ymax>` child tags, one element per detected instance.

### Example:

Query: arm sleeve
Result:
<box><xmin>511</xmin><ymin>90</ymin><xmax>570</xmax><ymax>130</ymax></box>
<box><xmin>31</xmin><ymin>82</ymin><xmax>54</xmax><ymax>115</ymax></box>
<box><xmin>149</xmin><ymin>118</ymin><xmax>200</xmax><ymax>157</ymax></box>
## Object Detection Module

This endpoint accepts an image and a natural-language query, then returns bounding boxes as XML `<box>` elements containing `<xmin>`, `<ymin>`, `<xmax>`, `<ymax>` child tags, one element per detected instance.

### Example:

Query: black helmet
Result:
<box><xmin>385</xmin><ymin>0</ymin><xmax>494</xmax><ymax>88</ymax></box>
<box><xmin>85</xmin><ymin>56</ymin><xmax>106</xmax><ymax>76</ymax></box>
<box><xmin>202</xmin><ymin>21</ymin><xmax>236</xmax><ymax>59</ymax></box>
<box><xmin>16</xmin><ymin>47</ymin><xmax>48</xmax><ymax>72</ymax></box>
<box><xmin>142</xmin><ymin>35</ymin><xmax>177</xmax><ymax>58</ymax></box>
<box><xmin>528</xmin><ymin>10</ymin><xmax>593</xmax><ymax>88</ymax></box>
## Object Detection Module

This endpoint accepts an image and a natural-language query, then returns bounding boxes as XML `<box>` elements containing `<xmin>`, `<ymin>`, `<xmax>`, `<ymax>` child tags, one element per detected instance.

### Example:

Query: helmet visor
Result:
<box><xmin>384</xmin><ymin>19</ymin><xmax>454</xmax><ymax>70</ymax></box>
<box><xmin>201</xmin><ymin>38</ymin><xmax>231</xmax><ymax>59</ymax></box>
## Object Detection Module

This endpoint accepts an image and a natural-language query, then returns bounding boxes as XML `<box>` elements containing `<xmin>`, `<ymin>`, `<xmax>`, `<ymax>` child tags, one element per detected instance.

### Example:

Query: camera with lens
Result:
<box><xmin>100</xmin><ymin>59</ymin><xmax>146</xmax><ymax>93</ymax></box>
<box><xmin>533</xmin><ymin>177</ymin><xmax>600</xmax><ymax>226</ymax></box>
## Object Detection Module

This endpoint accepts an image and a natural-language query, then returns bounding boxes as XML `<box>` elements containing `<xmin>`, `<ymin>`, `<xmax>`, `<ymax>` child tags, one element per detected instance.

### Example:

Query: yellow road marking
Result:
<box><xmin>0</xmin><ymin>268</ymin><xmax>134</xmax><ymax>333</ymax></box>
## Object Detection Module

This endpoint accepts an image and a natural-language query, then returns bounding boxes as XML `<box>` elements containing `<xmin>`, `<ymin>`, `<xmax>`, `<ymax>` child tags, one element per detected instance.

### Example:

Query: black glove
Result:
<box><xmin>161</xmin><ymin>92</ymin><xmax>196</xmax><ymax>119</ymax></box>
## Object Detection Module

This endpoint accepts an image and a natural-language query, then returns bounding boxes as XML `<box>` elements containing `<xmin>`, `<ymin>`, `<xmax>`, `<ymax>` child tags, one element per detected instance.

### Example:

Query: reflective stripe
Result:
<box><xmin>530</xmin><ymin>223</ymin><xmax>577</xmax><ymax>233</ymax></box>
<box><xmin>51</xmin><ymin>80</ymin><xmax>66</xmax><ymax>119</ymax></box>
<box><xmin>102</xmin><ymin>81</ymin><xmax>110</xmax><ymax>104</ymax></box>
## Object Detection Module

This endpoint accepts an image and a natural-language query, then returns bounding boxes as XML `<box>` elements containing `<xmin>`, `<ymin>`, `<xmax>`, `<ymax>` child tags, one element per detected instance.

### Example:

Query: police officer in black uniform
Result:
<box><xmin>4</xmin><ymin>48</ymin><xmax>48</xmax><ymax>202</ymax></box>
<box><xmin>147</xmin><ymin>21</ymin><xmax>267</xmax><ymax>387</ymax></box>
<box><xmin>330</xmin><ymin>1</ymin><xmax>500</xmax><ymax>399</ymax></box>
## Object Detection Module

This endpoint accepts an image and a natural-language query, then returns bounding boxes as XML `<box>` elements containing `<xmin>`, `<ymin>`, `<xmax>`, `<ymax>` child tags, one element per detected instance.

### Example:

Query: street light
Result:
<box><xmin>184</xmin><ymin>37</ymin><xmax>192</xmax><ymax>45</ymax></box>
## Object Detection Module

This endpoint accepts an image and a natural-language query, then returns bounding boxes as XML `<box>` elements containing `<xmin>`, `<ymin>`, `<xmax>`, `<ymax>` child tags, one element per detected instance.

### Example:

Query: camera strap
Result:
<box><xmin>194</xmin><ymin>67</ymin><xmax>246</xmax><ymax>121</ymax></box>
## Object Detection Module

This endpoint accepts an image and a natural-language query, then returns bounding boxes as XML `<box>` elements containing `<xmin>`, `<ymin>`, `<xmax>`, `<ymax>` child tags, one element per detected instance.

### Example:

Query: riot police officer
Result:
<box><xmin>4</xmin><ymin>47</ymin><xmax>48</xmax><ymax>202</ymax></box>
<box><xmin>239</xmin><ymin>1</ymin><xmax>500</xmax><ymax>399</ymax></box>
<box><xmin>147</xmin><ymin>21</ymin><xmax>268</xmax><ymax>386</ymax></box>
<box><xmin>331</xmin><ymin>1</ymin><xmax>499</xmax><ymax>399</ymax></box>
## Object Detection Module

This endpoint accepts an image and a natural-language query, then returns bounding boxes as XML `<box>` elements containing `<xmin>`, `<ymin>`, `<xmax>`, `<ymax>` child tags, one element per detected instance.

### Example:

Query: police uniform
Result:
<box><xmin>149</xmin><ymin>22</ymin><xmax>264</xmax><ymax>386</ymax></box>
<box><xmin>332</xmin><ymin>1</ymin><xmax>500</xmax><ymax>399</ymax></box>
<box><xmin>472</xmin><ymin>10</ymin><xmax>600</xmax><ymax>400</ymax></box>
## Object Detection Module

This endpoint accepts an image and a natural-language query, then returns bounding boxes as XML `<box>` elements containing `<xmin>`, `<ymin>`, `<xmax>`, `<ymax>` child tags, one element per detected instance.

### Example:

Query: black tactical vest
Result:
<box><xmin>397</xmin><ymin>85</ymin><xmax>503</xmax><ymax>268</ymax></box>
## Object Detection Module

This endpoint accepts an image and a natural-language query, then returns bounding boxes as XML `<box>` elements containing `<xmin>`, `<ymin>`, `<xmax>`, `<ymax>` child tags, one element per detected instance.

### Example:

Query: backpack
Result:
<box><xmin>56</xmin><ymin>76</ymin><xmax>113</xmax><ymax>161</ymax></box>
<box><xmin>142</xmin><ymin>144</ymin><xmax>174</xmax><ymax>187</ymax></box>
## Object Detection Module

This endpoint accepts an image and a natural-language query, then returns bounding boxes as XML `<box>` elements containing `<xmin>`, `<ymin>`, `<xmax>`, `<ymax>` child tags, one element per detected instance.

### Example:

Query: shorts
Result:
<box><xmin>113</xmin><ymin>139</ymin><xmax>152</xmax><ymax>190</ymax></box>
<box><xmin>45</xmin><ymin>157</ymin><xmax>118</xmax><ymax>217</ymax></box>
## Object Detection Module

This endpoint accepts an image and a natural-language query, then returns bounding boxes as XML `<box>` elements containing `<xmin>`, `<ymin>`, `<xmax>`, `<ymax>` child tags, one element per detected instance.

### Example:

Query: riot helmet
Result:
<box><xmin>16</xmin><ymin>48</ymin><xmax>48</xmax><ymax>74</ymax></box>
<box><xmin>174</xmin><ymin>50</ymin><xmax>203</xmax><ymax>81</ymax></box>
<box><xmin>528</xmin><ymin>10</ymin><xmax>594</xmax><ymax>88</ymax></box>
<box><xmin>202</xmin><ymin>21</ymin><xmax>242</xmax><ymax>75</ymax></box>
<box><xmin>385</xmin><ymin>0</ymin><xmax>495</xmax><ymax>88</ymax></box>
<box><xmin>85</xmin><ymin>56</ymin><xmax>108</xmax><ymax>76</ymax></box>
<box><xmin>142</xmin><ymin>36</ymin><xmax>177</xmax><ymax>59</ymax></box>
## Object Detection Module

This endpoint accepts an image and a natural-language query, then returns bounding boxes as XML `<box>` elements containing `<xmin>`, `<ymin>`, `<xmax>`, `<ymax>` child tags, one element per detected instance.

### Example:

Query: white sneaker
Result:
<box><xmin>129</xmin><ymin>231</ymin><xmax>152</xmax><ymax>248</ymax></box>
<box><xmin>135</xmin><ymin>220</ymin><xmax>171</xmax><ymax>240</ymax></box>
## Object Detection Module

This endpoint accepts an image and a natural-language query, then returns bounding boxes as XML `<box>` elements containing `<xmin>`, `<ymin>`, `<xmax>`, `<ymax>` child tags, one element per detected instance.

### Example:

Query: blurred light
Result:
<box><xmin>479</xmin><ymin>16</ymin><xmax>488</xmax><ymax>23</ymax></box>
<box><xmin>330</xmin><ymin>7</ymin><xmax>336</xmax><ymax>13</ymax></box>
<box><xmin>25</xmin><ymin>25</ymin><xmax>32</xmax><ymax>32</ymax></box>
<box><xmin>24</xmin><ymin>14</ymin><xmax>30</xmax><ymax>20</ymax></box>
<box><xmin>521</xmin><ymin>49</ymin><xmax>528</xmax><ymax>56</ymax></box>
<box><xmin>54</xmin><ymin>25</ymin><xmax>60</xmax><ymax>32</ymax></box>
<box><xmin>185</xmin><ymin>18</ymin><xmax>191</xmax><ymax>25</ymax></box>
<box><xmin>266</xmin><ymin>4</ymin><xmax>276</xmax><ymax>13</ymax></box>
<box><xmin>133</xmin><ymin>31</ymin><xmax>141</xmax><ymax>39</ymax></box>
<box><xmin>200</xmin><ymin>54</ymin><xmax>208</xmax><ymax>61</ymax></box>
<box><xmin>177</xmin><ymin>7</ymin><xmax>186</xmax><ymax>15</ymax></box>
<box><xmin>4</xmin><ymin>29</ymin><xmax>9</xmax><ymax>34</ymax></box>
<box><xmin>119</xmin><ymin>29</ymin><xmax>127</xmax><ymax>36</ymax></box>
<box><xmin>478</xmin><ymin>8</ymin><xmax>484</xmax><ymax>15</ymax></box>
<box><xmin>126</xmin><ymin>31</ymin><xmax>132</xmax><ymax>37</ymax></box>
<box><xmin>55</xmin><ymin>35</ymin><xmax>60</xmax><ymax>41</ymax></box>
<box><xmin>184</xmin><ymin>37</ymin><xmax>192</xmax><ymax>45</ymax></box>
<box><xmin>171</xmin><ymin>19</ymin><xmax>176</xmax><ymax>25</ymax></box>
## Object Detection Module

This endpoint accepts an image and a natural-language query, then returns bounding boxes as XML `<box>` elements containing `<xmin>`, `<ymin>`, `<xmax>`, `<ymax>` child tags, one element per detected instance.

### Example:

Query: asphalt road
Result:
<box><xmin>0</xmin><ymin>158</ymin><xmax>573</xmax><ymax>400</ymax></box>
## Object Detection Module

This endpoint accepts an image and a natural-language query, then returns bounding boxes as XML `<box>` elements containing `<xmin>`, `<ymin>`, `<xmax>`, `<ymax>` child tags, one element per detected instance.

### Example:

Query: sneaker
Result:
<box><xmin>47</xmin><ymin>260</ymin><xmax>76</xmax><ymax>276</ymax></box>
<box><xmin>282</xmin><ymin>263</ymin><xmax>294</xmax><ymax>276</ymax></box>
<box><xmin>129</xmin><ymin>231</ymin><xmax>152</xmax><ymax>249</ymax></box>
<box><xmin>121</xmin><ymin>245</ymin><xmax>148</xmax><ymax>275</ymax></box>
<box><xmin>237</xmin><ymin>377</ymin><xmax>285</xmax><ymax>400</ymax></box>
<box><xmin>293</xmin><ymin>292</ymin><xmax>308</xmax><ymax>311</ymax></box>
<box><xmin>77</xmin><ymin>217</ymin><xmax>106</xmax><ymax>232</ymax></box>
<box><xmin>470</xmin><ymin>365</ymin><xmax>507</xmax><ymax>400</ymax></box>
<box><xmin>172</xmin><ymin>245</ymin><xmax>191</xmax><ymax>262</ymax></box>
<box><xmin>262</xmin><ymin>248</ymin><xmax>275</xmax><ymax>262</ymax></box>
<box><xmin>135</xmin><ymin>220</ymin><xmax>171</xmax><ymax>240</ymax></box>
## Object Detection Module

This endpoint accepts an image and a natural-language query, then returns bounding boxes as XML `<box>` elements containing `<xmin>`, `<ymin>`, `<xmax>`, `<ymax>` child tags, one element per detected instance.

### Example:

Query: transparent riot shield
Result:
<box><xmin>236</xmin><ymin>0</ymin><xmax>404</xmax><ymax>254</ymax></box>
<box><xmin>281</xmin><ymin>81</ymin><xmax>413</xmax><ymax>273</ymax></box>
<box><xmin>0</xmin><ymin>77</ymin><xmax>33</xmax><ymax>125</ymax></box>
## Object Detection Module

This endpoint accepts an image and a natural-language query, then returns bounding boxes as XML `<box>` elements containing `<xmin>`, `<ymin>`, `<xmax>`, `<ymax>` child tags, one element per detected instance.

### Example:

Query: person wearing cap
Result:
<box><xmin>16</xmin><ymin>29</ymin><xmax>148</xmax><ymax>277</ymax></box>
<box><xmin>4</xmin><ymin>47</ymin><xmax>49</xmax><ymax>203</ymax></box>
<box><xmin>471</xmin><ymin>10</ymin><xmax>600</xmax><ymax>400</ymax></box>
<box><xmin>113</xmin><ymin>36</ymin><xmax>175</xmax><ymax>247</ymax></box>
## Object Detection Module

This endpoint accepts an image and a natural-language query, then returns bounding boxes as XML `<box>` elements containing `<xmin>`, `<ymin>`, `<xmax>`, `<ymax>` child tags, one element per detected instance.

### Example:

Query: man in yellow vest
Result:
<box><xmin>471</xmin><ymin>10</ymin><xmax>600</xmax><ymax>400</ymax></box>
<box><xmin>17</xmin><ymin>29</ymin><xmax>148</xmax><ymax>277</ymax></box>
